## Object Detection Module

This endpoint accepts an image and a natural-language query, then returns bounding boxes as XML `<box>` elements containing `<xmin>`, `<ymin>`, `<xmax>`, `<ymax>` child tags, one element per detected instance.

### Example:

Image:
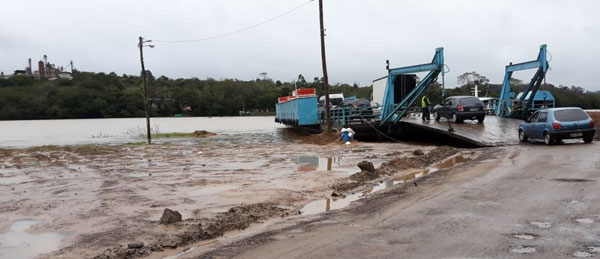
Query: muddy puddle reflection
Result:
<box><xmin>0</xmin><ymin>220</ymin><xmax>65</xmax><ymax>259</ymax></box>
<box><xmin>300</xmin><ymin>155</ymin><xmax>471</xmax><ymax>216</ymax></box>
<box><xmin>296</xmin><ymin>157</ymin><xmax>342</xmax><ymax>171</ymax></box>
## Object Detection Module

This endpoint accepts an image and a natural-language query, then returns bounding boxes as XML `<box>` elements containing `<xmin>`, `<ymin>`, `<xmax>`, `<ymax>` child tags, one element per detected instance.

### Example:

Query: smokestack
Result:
<box><xmin>38</xmin><ymin>60</ymin><xmax>45</xmax><ymax>78</ymax></box>
<box><xmin>28</xmin><ymin>58</ymin><xmax>32</xmax><ymax>75</ymax></box>
<box><xmin>43</xmin><ymin>55</ymin><xmax>48</xmax><ymax>78</ymax></box>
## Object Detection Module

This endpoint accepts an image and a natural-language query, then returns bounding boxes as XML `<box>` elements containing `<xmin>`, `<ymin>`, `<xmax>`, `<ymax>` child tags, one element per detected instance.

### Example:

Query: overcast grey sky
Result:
<box><xmin>2</xmin><ymin>0</ymin><xmax>599</xmax><ymax>90</ymax></box>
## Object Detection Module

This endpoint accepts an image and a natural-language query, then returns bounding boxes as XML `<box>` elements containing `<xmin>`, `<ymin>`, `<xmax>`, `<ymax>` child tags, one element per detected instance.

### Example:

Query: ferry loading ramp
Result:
<box><xmin>398</xmin><ymin>116</ymin><xmax>523</xmax><ymax>147</ymax></box>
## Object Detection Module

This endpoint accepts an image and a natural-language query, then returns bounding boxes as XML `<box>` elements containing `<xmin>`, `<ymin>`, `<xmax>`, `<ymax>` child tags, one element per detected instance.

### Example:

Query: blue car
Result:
<box><xmin>519</xmin><ymin>107</ymin><xmax>596</xmax><ymax>145</ymax></box>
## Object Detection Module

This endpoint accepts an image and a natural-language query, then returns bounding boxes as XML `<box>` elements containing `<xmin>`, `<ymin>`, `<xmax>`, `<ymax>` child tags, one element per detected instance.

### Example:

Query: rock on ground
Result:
<box><xmin>160</xmin><ymin>208</ymin><xmax>182</xmax><ymax>225</ymax></box>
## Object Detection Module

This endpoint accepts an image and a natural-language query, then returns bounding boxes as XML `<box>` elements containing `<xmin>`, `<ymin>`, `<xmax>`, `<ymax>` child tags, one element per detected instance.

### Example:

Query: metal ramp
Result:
<box><xmin>399</xmin><ymin>116</ymin><xmax>523</xmax><ymax>147</ymax></box>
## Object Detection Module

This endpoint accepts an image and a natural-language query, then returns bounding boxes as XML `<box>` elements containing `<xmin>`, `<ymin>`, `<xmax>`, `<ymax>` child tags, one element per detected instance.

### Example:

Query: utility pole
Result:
<box><xmin>138</xmin><ymin>36</ymin><xmax>152</xmax><ymax>144</ymax></box>
<box><xmin>319</xmin><ymin>0</ymin><xmax>332</xmax><ymax>132</ymax></box>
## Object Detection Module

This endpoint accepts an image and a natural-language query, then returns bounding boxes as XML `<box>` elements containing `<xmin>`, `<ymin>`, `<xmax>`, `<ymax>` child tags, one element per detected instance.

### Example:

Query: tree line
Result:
<box><xmin>0</xmin><ymin>71</ymin><xmax>597</xmax><ymax>120</ymax></box>
<box><xmin>0</xmin><ymin>72</ymin><xmax>371</xmax><ymax>120</ymax></box>
<box><xmin>422</xmin><ymin>72</ymin><xmax>600</xmax><ymax>109</ymax></box>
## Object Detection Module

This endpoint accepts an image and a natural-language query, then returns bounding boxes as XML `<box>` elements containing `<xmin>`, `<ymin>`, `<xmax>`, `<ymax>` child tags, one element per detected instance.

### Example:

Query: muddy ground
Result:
<box><xmin>198</xmin><ymin>141</ymin><xmax>600</xmax><ymax>259</ymax></box>
<box><xmin>0</xmin><ymin>134</ymin><xmax>467</xmax><ymax>258</ymax></box>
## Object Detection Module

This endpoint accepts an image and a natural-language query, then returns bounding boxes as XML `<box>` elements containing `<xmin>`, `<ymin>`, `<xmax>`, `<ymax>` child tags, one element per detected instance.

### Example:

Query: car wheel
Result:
<box><xmin>544</xmin><ymin>132</ymin><xmax>553</xmax><ymax>145</ymax></box>
<box><xmin>434</xmin><ymin>111</ymin><xmax>440</xmax><ymax>121</ymax></box>
<box><xmin>583</xmin><ymin>134</ymin><xmax>593</xmax><ymax>143</ymax></box>
<box><xmin>477</xmin><ymin>116</ymin><xmax>484</xmax><ymax>123</ymax></box>
<box><xmin>452</xmin><ymin>113</ymin><xmax>460</xmax><ymax>123</ymax></box>
<box><xmin>519</xmin><ymin>130</ymin><xmax>528</xmax><ymax>142</ymax></box>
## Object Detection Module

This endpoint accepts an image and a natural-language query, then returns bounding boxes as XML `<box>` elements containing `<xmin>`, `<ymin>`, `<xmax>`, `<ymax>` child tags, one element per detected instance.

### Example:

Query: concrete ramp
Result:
<box><xmin>400</xmin><ymin>116</ymin><xmax>523</xmax><ymax>147</ymax></box>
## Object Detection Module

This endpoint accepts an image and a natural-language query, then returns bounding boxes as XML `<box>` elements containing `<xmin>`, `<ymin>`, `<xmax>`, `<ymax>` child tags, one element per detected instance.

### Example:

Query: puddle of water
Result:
<box><xmin>511</xmin><ymin>246</ymin><xmax>536</xmax><ymax>254</ymax></box>
<box><xmin>573</xmin><ymin>251</ymin><xmax>594</xmax><ymax>258</ymax></box>
<box><xmin>187</xmin><ymin>185</ymin><xmax>238</xmax><ymax>197</ymax></box>
<box><xmin>300</xmin><ymin>155</ymin><xmax>470</xmax><ymax>216</ymax></box>
<box><xmin>295</xmin><ymin>156</ymin><xmax>343</xmax><ymax>172</ymax></box>
<box><xmin>514</xmin><ymin>234</ymin><xmax>536</xmax><ymax>240</ymax></box>
<box><xmin>162</xmin><ymin>246</ymin><xmax>197</xmax><ymax>259</ymax></box>
<box><xmin>530</xmin><ymin>221</ymin><xmax>552</xmax><ymax>228</ymax></box>
<box><xmin>575</xmin><ymin>218</ymin><xmax>594</xmax><ymax>224</ymax></box>
<box><xmin>0</xmin><ymin>220</ymin><xmax>65</xmax><ymax>259</ymax></box>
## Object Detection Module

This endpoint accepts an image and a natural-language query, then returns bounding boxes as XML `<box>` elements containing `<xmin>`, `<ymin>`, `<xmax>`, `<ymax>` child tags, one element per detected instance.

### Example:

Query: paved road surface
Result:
<box><xmin>401</xmin><ymin>115</ymin><xmax>523</xmax><ymax>146</ymax></box>
<box><xmin>200</xmin><ymin>141</ymin><xmax>600</xmax><ymax>258</ymax></box>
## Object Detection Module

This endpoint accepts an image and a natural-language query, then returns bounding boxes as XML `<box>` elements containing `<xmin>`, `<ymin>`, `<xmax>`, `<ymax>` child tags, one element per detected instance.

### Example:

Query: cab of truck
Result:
<box><xmin>319</xmin><ymin>94</ymin><xmax>345</xmax><ymax>107</ymax></box>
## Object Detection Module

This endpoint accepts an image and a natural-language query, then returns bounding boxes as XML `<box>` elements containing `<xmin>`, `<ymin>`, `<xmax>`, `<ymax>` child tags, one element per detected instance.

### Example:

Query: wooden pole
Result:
<box><xmin>139</xmin><ymin>36</ymin><xmax>152</xmax><ymax>144</ymax></box>
<box><xmin>319</xmin><ymin>0</ymin><xmax>332</xmax><ymax>132</ymax></box>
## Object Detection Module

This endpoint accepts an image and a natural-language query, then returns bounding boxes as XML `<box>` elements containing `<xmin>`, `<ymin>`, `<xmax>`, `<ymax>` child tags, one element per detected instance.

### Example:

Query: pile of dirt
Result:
<box><xmin>192</xmin><ymin>130</ymin><xmax>217</xmax><ymax>137</ymax></box>
<box><xmin>94</xmin><ymin>203</ymin><xmax>294</xmax><ymax>259</ymax></box>
<box><xmin>300</xmin><ymin>131</ymin><xmax>340</xmax><ymax>145</ymax></box>
<box><xmin>350</xmin><ymin>161</ymin><xmax>379</xmax><ymax>182</ymax></box>
<box><xmin>333</xmin><ymin>147</ymin><xmax>459</xmax><ymax>193</ymax></box>
<box><xmin>377</xmin><ymin>146</ymin><xmax>458</xmax><ymax>174</ymax></box>
<box><xmin>330</xmin><ymin>181</ymin><xmax>363</xmax><ymax>193</ymax></box>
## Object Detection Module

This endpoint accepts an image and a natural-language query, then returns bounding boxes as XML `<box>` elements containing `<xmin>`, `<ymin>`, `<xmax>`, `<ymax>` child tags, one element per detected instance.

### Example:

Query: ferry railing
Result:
<box><xmin>320</xmin><ymin>106</ymin><xmax>379</xmax><ymax>126</ymax></box>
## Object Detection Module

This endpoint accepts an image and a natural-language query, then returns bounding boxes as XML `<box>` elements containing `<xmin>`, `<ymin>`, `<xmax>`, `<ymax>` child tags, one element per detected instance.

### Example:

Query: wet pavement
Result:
<box><xmin>400</xmin><ymin>115</ymin><xmax>523</xmax><ymax>146</ymax></box>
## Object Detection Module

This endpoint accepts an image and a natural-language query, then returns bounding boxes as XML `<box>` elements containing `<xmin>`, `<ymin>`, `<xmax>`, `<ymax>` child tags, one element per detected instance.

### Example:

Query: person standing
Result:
<box><xmin>421</xmin><ymin>95</ymin><xmax>431</xmax><ymax>121</ymax></box>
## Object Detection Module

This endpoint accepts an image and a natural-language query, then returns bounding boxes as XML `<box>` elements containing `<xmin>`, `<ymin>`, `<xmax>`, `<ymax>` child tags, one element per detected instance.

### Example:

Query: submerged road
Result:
<box><xmin>200</xmin><ymin>142</ymin><xmax>600</xmax><ymax>258</ymax></box>
<box><xmin>401</xmin><ymin>115</ymin><xmax>523</xmax><ymax>146</ymax></box>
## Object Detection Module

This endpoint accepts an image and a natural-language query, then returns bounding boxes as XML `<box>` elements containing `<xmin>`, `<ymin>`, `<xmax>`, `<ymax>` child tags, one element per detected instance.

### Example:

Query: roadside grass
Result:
<box><xmin>151</xmin><ymin>132</ymin><xmax>194</xmax><ymax>138</ymax></box>
<box><xmin>124</xmin><ymin>141</ymin><xmax>146</xmax><ymax>146</ymax></box>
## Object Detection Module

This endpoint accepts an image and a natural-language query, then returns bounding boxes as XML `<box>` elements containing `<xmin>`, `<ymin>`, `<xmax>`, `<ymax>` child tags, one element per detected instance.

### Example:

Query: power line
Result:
<box><xmin>153</xmin><ymin>0</ymin><xmax>315</xmax><ymax>43</ymax></box>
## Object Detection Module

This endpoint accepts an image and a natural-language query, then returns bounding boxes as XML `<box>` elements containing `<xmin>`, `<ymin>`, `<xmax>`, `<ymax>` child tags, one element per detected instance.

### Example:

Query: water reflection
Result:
<box><xmin>300</xmin><ymin>155</ymin><xmax>471</xmax><ymax>215</ymax></box>
<box><xmin>295</xmin><ymin>157</ymin><xmax>340</xmax><ymax>172</ymax></box>
<box><xmin>0</xmin><ymin>220</ymin><xmax>65</xmax><ymax>259</ymax></box>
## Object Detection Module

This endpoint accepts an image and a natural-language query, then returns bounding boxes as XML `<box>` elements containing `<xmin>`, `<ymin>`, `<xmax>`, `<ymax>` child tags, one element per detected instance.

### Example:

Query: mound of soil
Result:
<box><xmin>377</xmin><ymin>146</ymin><xmax>458</xmax><ymax>174</ymax></box>
<box><xmin>330</xmin><ymin>181</ymin><xmax>363</xmax><ymax>193</ymax></box>
<box><xmin>300</xmin><ymin>131</ymin><xmax>340</xmax><ymax>145</ymax></box>
<box><xmin>193</xmin><ymin>130</ymin><xmax>217</xmax><ymax>137</ymax></box>
<box><xmin>94</xmin><ymin>203</ymin><xmax>294</xmax><ymax>259</ymax></box>
<box><xmin>334</xmin><ymin>146</ymin><xmax>459</xmax><ymax>193</ymax></box>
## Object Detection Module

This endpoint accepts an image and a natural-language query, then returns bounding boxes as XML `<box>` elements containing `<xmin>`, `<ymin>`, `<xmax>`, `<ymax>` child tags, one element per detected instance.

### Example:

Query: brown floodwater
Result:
<box><xmin>0</xmin><ymin>116</ymin><xmax>288</xmax><ymax>148</ymax></box>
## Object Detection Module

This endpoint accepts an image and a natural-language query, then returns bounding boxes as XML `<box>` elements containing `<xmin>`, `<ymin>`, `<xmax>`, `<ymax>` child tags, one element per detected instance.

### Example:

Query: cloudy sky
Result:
<box><xmin>1</xmin><ymin>0</ymin><xmax>599</xmax><ymax>90</ymax></box>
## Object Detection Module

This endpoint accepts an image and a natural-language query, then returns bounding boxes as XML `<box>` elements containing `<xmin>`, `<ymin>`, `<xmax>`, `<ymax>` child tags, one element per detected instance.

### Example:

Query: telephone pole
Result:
<box><xmin>138</xmin><ymin>36</ymin><xmax>153</xmax><ymax>144</ymax></box>
<box><xmin>319</xmin><ymin>0</ymin><xmax>332</xmax><ymax>132</ymax></box>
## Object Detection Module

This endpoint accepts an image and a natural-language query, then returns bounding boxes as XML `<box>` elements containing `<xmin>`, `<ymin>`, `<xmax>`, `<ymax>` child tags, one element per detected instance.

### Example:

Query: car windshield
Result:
<box><xmin>553</xmin><ymin>109</ymin><xmax>589</xmax><ymax>122</ymax></box>
<box><xmin>459</xmin><ymin>97</ymin><xmax>481</xmax><ymax>105</ymax></box>
<box><xmin>330</xmin><ymin>98</ymin><xmax>344</xmax><ymax>106</ymax></box>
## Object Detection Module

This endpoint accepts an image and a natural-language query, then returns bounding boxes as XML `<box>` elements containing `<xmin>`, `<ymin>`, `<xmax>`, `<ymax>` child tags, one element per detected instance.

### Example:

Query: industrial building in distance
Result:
<box><xmin>0</xmin><ymin>55</ymin><xmax>75</xmax><ymax>80</ymax></box>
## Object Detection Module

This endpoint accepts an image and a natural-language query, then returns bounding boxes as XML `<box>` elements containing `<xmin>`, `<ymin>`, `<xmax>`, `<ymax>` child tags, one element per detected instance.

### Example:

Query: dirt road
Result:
<box><xmin>201</xmin><ymin>141</ymin><xmax>600</xmax><ymax>258</ymax></box>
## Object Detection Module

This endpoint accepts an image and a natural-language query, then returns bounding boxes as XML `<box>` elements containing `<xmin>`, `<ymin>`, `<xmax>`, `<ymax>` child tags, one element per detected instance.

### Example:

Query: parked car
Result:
<box><xmin>370</xmin><ymin>102</ymin><xmax>382</xmax><ymax>117</ymax></box>
<box><xmin>519</xmin><ymin>107</ymin><xmax>595</xmax><ymax>145</ymax></box>
<box><xmin>338</xmin><ymin>98</ymin><xmax>373</xmax><ymax>118</ymax></box>
<box><xmin>433</xmin><ymin>96</ymin><xmax>486</xmax><ymax>123</ymax></box>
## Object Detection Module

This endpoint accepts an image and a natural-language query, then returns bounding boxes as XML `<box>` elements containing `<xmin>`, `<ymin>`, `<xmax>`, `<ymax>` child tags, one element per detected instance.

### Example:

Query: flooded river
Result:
<box><xmin>0</xmin><ymin>116</ymin><xmax>285</xmax><ymax>148</ymax></box>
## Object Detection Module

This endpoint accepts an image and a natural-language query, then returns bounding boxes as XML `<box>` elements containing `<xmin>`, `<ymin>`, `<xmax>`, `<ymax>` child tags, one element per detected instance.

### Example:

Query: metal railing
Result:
<box><xmin>319</xmin><ymin>105</ymin><xmax>382</xmax><ymax>126</ymax></box>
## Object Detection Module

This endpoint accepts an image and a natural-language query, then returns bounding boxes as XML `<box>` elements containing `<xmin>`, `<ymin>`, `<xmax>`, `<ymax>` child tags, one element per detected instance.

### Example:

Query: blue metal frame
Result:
<box><xmin>496</xmin><ymin>44</ymin><xmax>549</xmax><ymax>119</ymax></box>
<box><xmin>379</xmin><ymin>48</ymin><xmax>444</xmax><ymax>125</ymax></box>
